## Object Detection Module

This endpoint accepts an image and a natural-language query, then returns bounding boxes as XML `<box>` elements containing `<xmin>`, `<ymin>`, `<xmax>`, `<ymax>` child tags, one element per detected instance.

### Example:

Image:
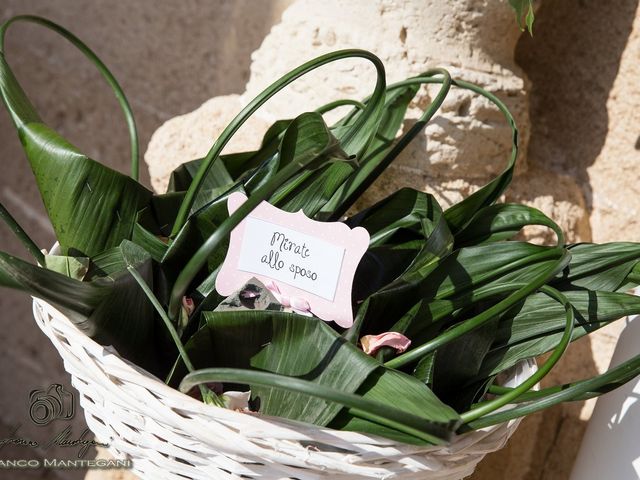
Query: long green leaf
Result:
<box><xmin>455</xmin><ymin>203</ymin><xmax>564</xmax><ymax>247</ymax></box>
<box><xmin>179</xmin><ymin>310</ymin><xmax>378</xmax><ymax>426</ymax></box>
<box><xmin>0</xmin><ymin>241</ymin><xmax>161</xmax><ymax>373</ymax></box>
<box><xmin>553</xmin><ymin>242</ymin><xmax>640</xmax><ymax>291</ymax></box>
<box><xmin>384</xmin><ymin>247</ymin><xmax>571</xmax><ymax>369</ymax></box>
<box><xmin>0</xmin><ymin>201</ymin><xmax>44</xmax><ymax>263</ymax></box>
<box><xmin>181</xmin><ymin>368</ymin><xmax>457</xmax><ymax>445</ymax></box>
<box><xmin>329</xmin><ymin>367</ymin><xmax>460</xmax><ymax>444</ymax></box>
<box><xmin>442</xmin><ymin>80</ymin><xmax>519</xmax><ymax>234</ymax></box>
<box><xmin>172</xmin><ymin>49</ymin><xmax>386</xmax><ymax>234</ymax></box>
<box><xmin>478</xmin><ymin>289</ymin><xmax>640</xmax><ymax>379</ymax></box>
<box><xmin>362</xmin><ymin>242</ymin><xmax>564</xmax><ymax>336</ymax></box>
<box><xmin>461</xmin><ymin>285</ymin><xmax>575</xmax><ymax>423</ymax></box>
<box><xmin>167</xmin><ymin>112</ymin><xmax>351</xmax><ymax>320</ymax></box>
<box><xmin>0</xmin><ymin>15</ymin><xmax>140</xmax><ymax>178</ymax></box>
<box><xmin>319</xmin><ymin>80</ymin><xmax>424</xmax><ymax>218</ymax></box>
<box><xmin>0</xmin><ymin>251</ymin><xmax>108</xmax><ymax>318</ymax></box>
<box><xmin>0</xmin><ymin>53</ymin><xmax>151</xmax><ymax>256</ymax></box>
<box><xmin>467</xmin><ymin>353</ymin><xmax>640</xmax><ymax>429</ymax></box>
<box><xmin>508</xmin><ymin>0</ymin><xmax>535</xmax><ymax>34</ymax></box>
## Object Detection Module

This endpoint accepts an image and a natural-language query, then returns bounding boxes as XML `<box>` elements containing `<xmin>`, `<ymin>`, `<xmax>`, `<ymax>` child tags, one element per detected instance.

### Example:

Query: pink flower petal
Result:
<box><xmin>182</xmin><ymin>296</ymin><xmax>195</xmax><ymax>315</ymax></box>
<box><xmin>360</xmin><ymin>332</ymin><xmax>411</xmax><ymax>356</ymax></box>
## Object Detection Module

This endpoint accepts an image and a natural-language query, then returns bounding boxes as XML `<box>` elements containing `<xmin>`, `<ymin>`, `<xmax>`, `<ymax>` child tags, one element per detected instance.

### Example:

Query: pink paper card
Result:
<box><xmin>215</xmin><ymin>192</ymin><xmax>370</xmax><ymax>327</ymax></box>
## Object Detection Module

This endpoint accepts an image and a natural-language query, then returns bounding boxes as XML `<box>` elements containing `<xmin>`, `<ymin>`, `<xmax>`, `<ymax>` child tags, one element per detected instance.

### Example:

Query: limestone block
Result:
<box><xmin>348</xmin><ymin>162</ymin><xmax>588</xmax><ymax>246</ymax></box>
<box><xmin>242</xmin><ymin>0</ymin><xmax>530</xmax><ymax>179</ymax></box>
<box><xmin>145</xmin><ymin>95</ymin><xmax>271</xmax><ymax>193</ymax></box>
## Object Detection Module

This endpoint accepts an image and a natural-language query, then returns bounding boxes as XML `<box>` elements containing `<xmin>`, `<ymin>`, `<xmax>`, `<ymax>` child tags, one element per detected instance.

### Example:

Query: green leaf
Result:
<box><xmin>131</xmin><ymin>223</ymin><xmax>168</xmax><ymax>263</ymax></box>
<box><xmin>173</xmin><ymin>309</ymin><xmax>460</xmax><ymax>443</ymax></box>
<box><xmin>620</xmin><ymin>261</ymin><xmax>640</xmax><ymax>290</ymax></box>
<box><xmin>553</xmin><ymin>243</ymin><xmax>640</xmax><ymax>291</ymax></box>
<box><xmin>250</xmin><ymin>315</ymin><xmax>378</xmax><ymax>426</ymax></box>
<box><xmin>26</xmin><ymin>124</ymin><xmax>151</xmax><ymax>257</ymax></box>
<box><xmin>455</xmin><ymin>204</ymin><xmax>564</xmax><ymax>247</ymax></box>
<box><xmin>319</xmin><ymin>83</ymin><xmax>421</xmax><ymax>218</ymax></box>
<box><xmin>442</xmin><ymin>80</ymin><xmax>519</xmax><ymax>235</ymax></box>
<box><xmin>413</xmin><ymin>351</ymin><xmax>436</xmax><ymax>385</ymax></box>
<box><xmin>44</xmin><ymin>254</ymin><xmax>89</xmax><ymax>280</ymax></box>
<box><xmin>177</xmin><ymin>309</ymin><xmax>459</xmax><ymax>444</ymax></box>
<box><xmin>509</xmin><ymin>0</ymin><xmax>535</xmax><ymax>35</ymax></box>
<box><xmin>351</xmin><ymin>243</ymin><xmax>424</xmax><ymax>305</ymax></box>
<box><xmin>347</xmin><ymin>188</ymin><xmax>453</xmax><ymax>307</ymax></box>
<box><xmin>167</xmin><ymin>112</ymin><xmax>355</xmax><ymax>320</ymax></box>
<box><xmin>0</xmin><ymin>250</ymin><xmax>108</xmax><ymax>319</ymax></box>
<box><xmin>271</xmin><ymin>161</ymin><xmax>355</xmax><ymax>216</ymax></box>
<box><xmin>182</xmin><ymin>310</ymin><xmax>379</xmax><ymax>426</ymax></box>
<box><xmin>0</xmin><ymin>52</ymin><xmax>151</xmax><ymax>257</ymax></box>
<box><xmin>0</xmin><ymin>15</ymin><xmax>141</xmax><ymax>179</ymax></box>
<box><xmin>431</xmin><ymin>316</ymin><xmax>500</xmax><ymax>410</ymax></box>
<box><xmin>479</xmin><ymin>290</ymin><xmax>640</xmax><ymax>379</ymax></box>
<box><xmin>171</xmin><ymin>49</ymin><xmax>386</xmax><ymax>234</ymax></box>
<box><xmin>0</xmin><ymin>241</ymin><xmax>161</xmax><ymax>373</ymax></box>
<box><xmin>329</xmin><ymin>367</ymin><xmax>460</xmax><ymax>445</ymax></box>
<box><xmin>362</xmin><ymin>242</ymin><xmax>562</xmax><ymax>337</ymax></box>
<box><xmin>347</xmin><ymin>188</ymin><xmax>441</xmax><ymax>247</ymax></box>
<box><xmin>180</xmin><ymin>367</ymin><xmax>458</xmax><ymax>444</ymax></box>
<box><xmin>165</xmin><ymin>119</ymin><xmax>290</xmax><ymax>200</ymax></box>
<box><xmin>81</xmin><ymin>240</ymin><xmax>164</xmax><ymax>374</ymax></box>
<box><xmin>468</xmin><ymin>353</ymin><xmax>640</xmax><ymax>429</ymax></box>
<box><xmin>0</xmin><ymin>19</ymin><xmax>151</xmax><ymax>257</ymax></box>
<box><xmin>278</xmin><ymin>112</ymin><xmax>350</xmax><ymax>169</ymax></box>
<box><xmin>0</xmin><ymin>201</ymin><xmax>44</xmax><ymax>264</ymax></box>
<box><xmin>168</xmin><ymin>157</ymin><xmax>233</xmax><ymax>194</ymax></box>
<box><xmin>161</xmin><ymin>187</ymin><xmax>241</xmax><ymax>286</ymax></box>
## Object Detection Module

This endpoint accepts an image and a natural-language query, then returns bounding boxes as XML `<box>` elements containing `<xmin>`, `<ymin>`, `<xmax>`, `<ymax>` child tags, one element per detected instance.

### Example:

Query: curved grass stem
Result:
<box><xmin>466</xmin><ymin>352</ymin><xmax>640</xmax><ymax>429</ymax></box>
<box><xmin>459</xmin><ymin>285</ymin><xmax>574</xmax><ymax>423</ymax></box>
<box><xmin>0</xmin><ymin>15</ymin><xmax>140</xmax><ymax>180</ymax></box>
<box><xmin>127</xmin><ymin>265</ymin><xmax>224</xmax><ymax>407</ymax></box>
<box><xmin>171</xmin><ymin>49</ymin><xmax>387</xmax><ymax>236</ymax></box>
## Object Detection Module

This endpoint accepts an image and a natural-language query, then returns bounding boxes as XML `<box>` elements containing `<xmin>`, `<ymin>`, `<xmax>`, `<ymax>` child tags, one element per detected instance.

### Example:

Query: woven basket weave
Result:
<box><xmin>32</xmin><ymin>295</ymin><xmax>536</xmax><ymax>480</ymax></box>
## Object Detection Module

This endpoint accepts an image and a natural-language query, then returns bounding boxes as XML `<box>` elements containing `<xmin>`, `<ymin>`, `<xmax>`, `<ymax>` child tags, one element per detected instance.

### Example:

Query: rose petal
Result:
<box><xmin>360</xmin><ymin>332</ymin><xmax>411</xmax><ymax>356</ymax></box>
<box><xmin>181</xmin><ymin>296</ymin><xmax>195</xmax><ymax>315</ymax></box>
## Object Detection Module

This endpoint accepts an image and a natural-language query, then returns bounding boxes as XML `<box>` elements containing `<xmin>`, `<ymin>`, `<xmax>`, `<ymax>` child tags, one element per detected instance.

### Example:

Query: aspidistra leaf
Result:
<box><xmin>0</xmin><ymin>53</ymin><xmax>151</xmax><ymax>257</ymax></box>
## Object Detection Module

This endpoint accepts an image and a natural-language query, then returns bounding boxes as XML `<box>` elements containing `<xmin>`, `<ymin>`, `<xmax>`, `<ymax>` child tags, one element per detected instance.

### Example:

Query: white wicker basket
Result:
<box><xmin>31</xmin><ymin>295</ymin><xmax>535</xmax><ymax>480</ymax></box>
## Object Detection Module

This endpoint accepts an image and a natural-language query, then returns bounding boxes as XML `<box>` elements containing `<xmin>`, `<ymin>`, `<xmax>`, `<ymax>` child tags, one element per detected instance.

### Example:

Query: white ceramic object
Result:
<box><xmin>570</xmin><ymin>309</ymin><xmax>640</xmax><ymax>480</ymax></box>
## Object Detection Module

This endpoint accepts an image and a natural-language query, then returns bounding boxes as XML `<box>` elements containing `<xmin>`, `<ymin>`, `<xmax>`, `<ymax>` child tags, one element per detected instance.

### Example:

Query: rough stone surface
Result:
<box><xmin>242</xmin><ymin>0</ymin><xmax>531</xmax><ymax>179</ymax></box>
<box><xmin>516</xmin><ymin>0</ymin><xmax>640</xmax><ymax>248</ymax></box>
<box><xmin>586</xmin><ymin>12</ymin><xmax>640</xmax><ymax>244</ymax></box>
<box><xmin>145</xmin><ymin>95</ymin><xmax>271</xmax><ymax>192</ymax></box>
